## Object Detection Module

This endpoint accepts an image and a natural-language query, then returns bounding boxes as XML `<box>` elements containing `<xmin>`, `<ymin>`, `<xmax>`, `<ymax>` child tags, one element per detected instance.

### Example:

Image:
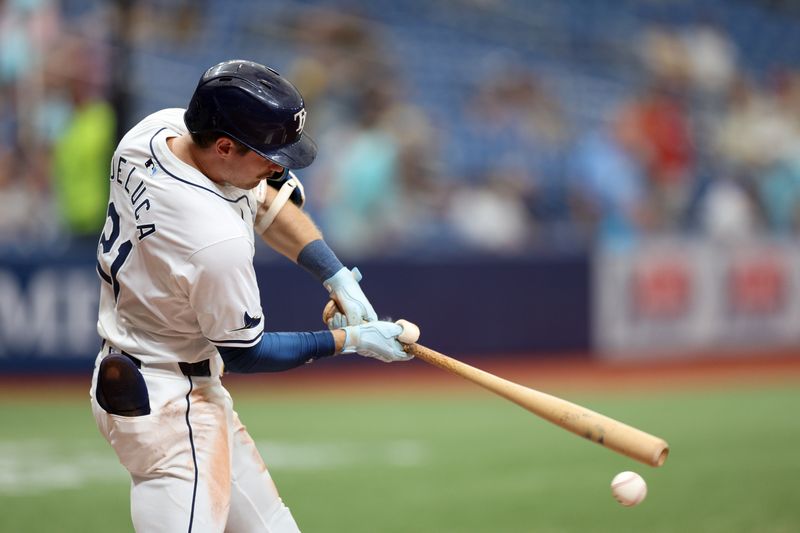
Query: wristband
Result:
<box><xmin>297</xmin><ymin>239</ymin><xmax>344</xmax><ymax>283</ymax></box>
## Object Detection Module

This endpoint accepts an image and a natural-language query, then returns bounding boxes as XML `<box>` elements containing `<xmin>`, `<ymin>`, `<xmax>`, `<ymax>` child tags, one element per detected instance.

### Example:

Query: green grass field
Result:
<box><xmin>1</xmin><ymin>381</ymin><xmax>798</xmax><ymax>532</ymax></box>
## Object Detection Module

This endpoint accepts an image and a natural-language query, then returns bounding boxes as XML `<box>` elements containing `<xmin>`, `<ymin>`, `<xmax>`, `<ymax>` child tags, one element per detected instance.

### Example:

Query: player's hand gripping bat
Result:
<box><xmin>323</xmin><ymin>300</ymin><xmax>669</xmax><ymax>468</ymax></box>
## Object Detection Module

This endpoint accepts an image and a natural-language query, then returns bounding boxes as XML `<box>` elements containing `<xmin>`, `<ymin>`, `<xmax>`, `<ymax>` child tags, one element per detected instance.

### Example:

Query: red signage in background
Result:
<box><xmin>631</xmin><ymin>258</ymin><xmax>692</xmax><ymax>320</ymax></box>
<box><xmin>596</xmin><ymin>240</ymin><xmax>800</xmax><ymax>356</ymax></box>
<box><xmin>728</xmin><ymin>255</ymin><xmax>786</xmax><ymax>316</ymax></box>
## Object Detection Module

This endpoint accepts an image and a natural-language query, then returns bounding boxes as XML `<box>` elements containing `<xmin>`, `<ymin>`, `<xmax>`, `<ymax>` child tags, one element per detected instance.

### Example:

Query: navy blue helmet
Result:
<box><xmin>184</xmin><ymin>60</ymin><xmax>317</xmax><ymax>169</ymax></box>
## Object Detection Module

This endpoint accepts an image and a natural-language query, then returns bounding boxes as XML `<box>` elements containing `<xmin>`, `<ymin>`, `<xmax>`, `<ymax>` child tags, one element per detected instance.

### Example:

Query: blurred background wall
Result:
<box><xmin>2</xmin><ymin>0</ymin><xmax>800</xmax><ymax>371</ymax></box>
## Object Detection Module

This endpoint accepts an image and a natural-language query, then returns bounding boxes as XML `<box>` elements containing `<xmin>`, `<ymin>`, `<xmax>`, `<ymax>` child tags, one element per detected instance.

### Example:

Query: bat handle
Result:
<box><xmin>322</xmin><ymin>299</ymin><xmax>421</xmax><ymax>345</ymax></box>
<box><xmin>322</xmin><ymin>299</ymin><xmax>341</xmax><ymax>324</ymax></box>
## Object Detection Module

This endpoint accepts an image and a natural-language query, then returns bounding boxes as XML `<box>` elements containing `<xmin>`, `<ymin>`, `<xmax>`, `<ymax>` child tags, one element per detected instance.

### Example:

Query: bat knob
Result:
<box><xmin>395</xmin><ymin>319</ymin><xmax>420</xmax><ymax>344</ymax></box>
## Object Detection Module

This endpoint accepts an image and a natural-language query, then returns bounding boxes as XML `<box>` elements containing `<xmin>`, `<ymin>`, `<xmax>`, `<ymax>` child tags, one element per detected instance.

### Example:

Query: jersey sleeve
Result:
<box><xmin>185</xmin><ymin>237</ymin><xmax>264</xmax><ymax>348</ymax></box>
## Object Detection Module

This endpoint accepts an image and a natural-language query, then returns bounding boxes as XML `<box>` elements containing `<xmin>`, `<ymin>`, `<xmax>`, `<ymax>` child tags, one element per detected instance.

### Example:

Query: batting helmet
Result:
<box><xmin>184</xmin><ymin>60</ymin><xmax>317</xmax><ymax>169</ymax></box>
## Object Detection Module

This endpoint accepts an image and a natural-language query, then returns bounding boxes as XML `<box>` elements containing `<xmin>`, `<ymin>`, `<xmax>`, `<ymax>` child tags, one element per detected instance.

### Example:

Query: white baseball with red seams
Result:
<box><xmin>610</xmin><ymin>471</ymin><xmax>648</xmax><ymax>507</ymax></box>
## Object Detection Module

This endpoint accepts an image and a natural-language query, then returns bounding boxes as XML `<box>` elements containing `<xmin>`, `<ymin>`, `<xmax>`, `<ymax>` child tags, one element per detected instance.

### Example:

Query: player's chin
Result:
<box><xmin>241</xmin><ymin>179</ymin><xmax>263</xmax><ymax>190</ymax></box>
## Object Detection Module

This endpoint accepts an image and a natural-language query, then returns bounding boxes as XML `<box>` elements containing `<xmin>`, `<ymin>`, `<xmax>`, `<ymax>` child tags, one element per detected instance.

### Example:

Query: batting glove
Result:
<box><xmin>323</xmin><ymin>267</ymin><xmax>378</xmax><ymax>328</ymax></box>
<box><xmin>341</xmin><ymin>322</ymin><xmax>413</xmax><ymax>363</ymax></box>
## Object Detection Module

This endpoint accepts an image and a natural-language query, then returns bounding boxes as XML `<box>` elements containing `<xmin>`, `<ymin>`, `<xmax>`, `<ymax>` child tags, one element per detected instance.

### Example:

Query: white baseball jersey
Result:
<box><xmin>96</xmin><ymin>108</ymin><xmax>269</xmax><ymax>364</ymax></box>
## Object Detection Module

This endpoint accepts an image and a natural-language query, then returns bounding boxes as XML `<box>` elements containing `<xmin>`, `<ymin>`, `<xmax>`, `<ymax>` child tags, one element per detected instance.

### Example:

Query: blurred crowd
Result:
<box><xmin>2</xmin><ymin>1</ymin><xmax>800</xmax><ymax>258</ymax></box>
<box><xmin>0</xmin><ymin>0</ymin><xmax>115</xmax><ymax>250</ymax></box>
<box><xmin>287</xmin><ymin>9</ymin><xmax>800</xmax><ymax>257</ymax></box>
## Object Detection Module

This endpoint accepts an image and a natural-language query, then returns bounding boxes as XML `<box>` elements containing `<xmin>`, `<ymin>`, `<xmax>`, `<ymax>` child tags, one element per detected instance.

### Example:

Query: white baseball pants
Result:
<box><xmin>90</xmin><ymin>353</ymin><xmax>301</xmax><ymax>532</ymax></box>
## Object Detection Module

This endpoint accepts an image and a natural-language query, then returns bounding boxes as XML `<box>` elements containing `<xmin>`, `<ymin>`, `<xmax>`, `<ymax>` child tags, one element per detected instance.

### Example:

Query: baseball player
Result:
<box><xmin>90</xmin><ymin>59</ymin><xmax>412</xmax><ymax>532</ymax></box>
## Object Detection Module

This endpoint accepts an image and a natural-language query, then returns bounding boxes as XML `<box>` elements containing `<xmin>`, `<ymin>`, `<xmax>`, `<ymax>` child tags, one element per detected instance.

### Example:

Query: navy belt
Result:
<box><xmin>101</xmin><ymin>340</ymin><xmax>212</xmax><ymax>377</ymax></box>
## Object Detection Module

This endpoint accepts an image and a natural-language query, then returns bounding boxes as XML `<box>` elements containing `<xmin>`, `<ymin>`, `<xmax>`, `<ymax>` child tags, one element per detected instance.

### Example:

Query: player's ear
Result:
<box><xmin>214</xmin><ymin>137</ymin><xmax>237</xmax><ymax>159</ymax></box>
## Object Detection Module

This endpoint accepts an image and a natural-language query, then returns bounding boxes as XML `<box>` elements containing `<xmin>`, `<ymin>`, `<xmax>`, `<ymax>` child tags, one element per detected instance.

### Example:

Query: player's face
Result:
<box><xmin>223</xmin><ymin>149</ymin><xmax>284</xmax><ymax>190</ymax></box>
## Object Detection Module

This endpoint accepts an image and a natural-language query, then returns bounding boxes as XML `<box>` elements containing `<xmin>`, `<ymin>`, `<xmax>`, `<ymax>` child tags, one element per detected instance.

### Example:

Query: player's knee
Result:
<box><xmin>96</xmin><ymin>354</ymin><xmax>151</xmax><ymax>416</ymax></box>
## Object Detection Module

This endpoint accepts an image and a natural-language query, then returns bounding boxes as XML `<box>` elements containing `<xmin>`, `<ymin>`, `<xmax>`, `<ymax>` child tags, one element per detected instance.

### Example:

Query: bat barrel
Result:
<box><xmin>409</xmin><ymin>344</ymin><xmax>670</xmax><ymax>468</ymax></box>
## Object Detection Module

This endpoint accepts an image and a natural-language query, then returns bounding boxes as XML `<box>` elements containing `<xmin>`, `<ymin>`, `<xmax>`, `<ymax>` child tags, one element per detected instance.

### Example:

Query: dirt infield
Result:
<box><xmin>2</xmin><ymin>349</ymin><xmax>799</xmax><ymax>399</ymax></box>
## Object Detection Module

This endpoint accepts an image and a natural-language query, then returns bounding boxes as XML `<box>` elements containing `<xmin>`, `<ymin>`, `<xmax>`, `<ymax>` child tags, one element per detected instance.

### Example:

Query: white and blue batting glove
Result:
<box><xmin>341</xmin><ymin>322</ymin><xmax>413</xmax><ymax>363</ymax></box>
<box><xmin>323</xmin><ymin>267</ymin><xmax>378</xmax><ymax>329</ymax></box>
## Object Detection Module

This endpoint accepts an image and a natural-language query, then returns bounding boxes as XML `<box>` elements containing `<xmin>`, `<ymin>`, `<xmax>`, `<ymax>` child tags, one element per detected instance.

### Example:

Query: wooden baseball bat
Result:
<box><xmin>324</xmin><ymin>300</ymin><xmax>669</xmax><ymax>467</ymax></box>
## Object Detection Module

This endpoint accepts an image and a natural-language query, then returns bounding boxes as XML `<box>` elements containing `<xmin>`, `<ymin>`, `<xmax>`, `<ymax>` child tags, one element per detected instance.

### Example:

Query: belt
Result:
<box><xmin>101</xmin><ymin>340</ymin><xmax>212</xmax><ymax>377</ymax></box>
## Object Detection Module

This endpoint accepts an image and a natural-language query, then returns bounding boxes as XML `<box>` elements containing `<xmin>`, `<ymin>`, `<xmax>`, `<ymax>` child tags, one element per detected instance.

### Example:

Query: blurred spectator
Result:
<box><xmin>450</xmin><ymin>60</ymin><xmax>570</xmax><ymax>250</ymax></box>
<box><xmin>713</xmin><ymin>76</ymin><xmax>795</xmax><ymax>172</ymax></box>
<box><xmin>314</xmin><ymin>83</ymin><xmax>404</xmax><ymax>257</ymax></box>
<box><xmin>639</xmin><ymin>25</ymin><xmax>691</xmax><ymax>89</ymax></box>
<box><xmin>681</xmin><ymin>22</ymin><xmax>738</xmax><ymax>96</ymax></box>
<box><xmin>47</xmin><ymin>35</ymin><xmax>115</xmax><ymax>239</ymax></box>
<box><xmin>753</xmin><ymin>69</ymin><xmax>800</xmax><ymax>234</ymax></box>
<box><xmin>445</xmin><ymin>179</ymin><xmax>533</xmax><ymax>254</ymax></box>
<box><xmin>568</xmin><ymin>112</ymin><xmax>650</xmax><ymax>248</ymax></box>
<box><xmin>286</xmin><ymin>8</ymin><xmax>390</xmax><ymax>135</ymax></box>
<box><xmin>0</xmin><ymin>83</ymin><xmax>58</xmax><ymax>243</ymax></box>
<box><xmin>639</xmin><ymin>20</ymin><xmax>737</xmax><ymax>96</ymax></box>
<box><xmin>380</xmin><ymin>91</ymin><xmax>450</xmax><ymax>254</ymax></box>
<box><xmin>312</xmin><ymin>79</ymin><xmax>447</xmax><ymax>257</ymax></box>
<box><xmin>713</xmin><ymin>73</ymin><xmax>800</xmax><ymax>235</ymax></box>
<box><xmin>0</xmin><ymin>0</ymin><xmax>61</xmax><ymax>90</ymax></box>
<box><xmin>757</xmin><ymin>156</ymin><xmax>800</xmax><ymax>235</ymax></box>
<box><xmin>128</xmin><ymin>0</ymin><xmax>204</xmax><ymax>48</ymax></box>
<box><xmin>698</xmin><ymin>177</ymin><xmax>757</xmax><ymax>243</ymax></box>
<box><xmin>286</xmin><ymin>9</ymin><xmax>447</xmax><ymax>258</ymax></box>
<box><xmin>0</xmin><ymin>143</ymin><xmax>56</xmax><ymax>243</ymax></box>
<box><xmin>0</xmin><ymin>0</ymin><xmax>62</xmax><ymax>245</ymax></box>
<box><xmin>616</xmin><ymin>82</ymin><xmax>695</xmax><ymax>232</ymax></box>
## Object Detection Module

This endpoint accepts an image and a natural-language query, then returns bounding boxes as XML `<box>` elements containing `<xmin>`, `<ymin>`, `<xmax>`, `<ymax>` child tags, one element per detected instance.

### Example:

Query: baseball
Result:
<box><xmin>395</xmin><ymin>319</ymin><xmax>420</xmax><ymax>344</ymax></box>
<box><xmin>610</xmin><ymin>471</ymin><xmax>647</xmax><ymax>507</ymax></box>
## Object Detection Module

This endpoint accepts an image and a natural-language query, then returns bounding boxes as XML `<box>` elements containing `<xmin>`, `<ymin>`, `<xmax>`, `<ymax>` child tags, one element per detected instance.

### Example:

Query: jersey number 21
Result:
<box><xmin>97</xmin><ymin>202</ymin><xmax>133</xmax><ymax>301</ymax></box>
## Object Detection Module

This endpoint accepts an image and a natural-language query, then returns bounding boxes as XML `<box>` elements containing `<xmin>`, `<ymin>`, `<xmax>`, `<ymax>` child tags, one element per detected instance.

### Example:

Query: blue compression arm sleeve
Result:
<box><xmin>296</xmin><ymin>239</ymin><xmax>345</xmax><ymax>283</ymax></box>
<box><xmin>218</xmin><ymin>331</ymin><xmax>336</xmax><ymax>373</ymax></box>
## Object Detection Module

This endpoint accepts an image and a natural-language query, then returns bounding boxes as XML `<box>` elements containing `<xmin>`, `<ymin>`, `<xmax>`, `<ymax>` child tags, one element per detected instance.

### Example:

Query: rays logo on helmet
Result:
<box><xmin>294</xmin><ymin>109</ymin><xmax>306</xmax><ymax>134</ymax></box>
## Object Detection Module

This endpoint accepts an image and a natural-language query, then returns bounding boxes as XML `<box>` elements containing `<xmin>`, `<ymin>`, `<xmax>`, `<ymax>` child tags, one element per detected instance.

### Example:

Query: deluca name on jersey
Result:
<box><xmin>112</xmin><ymin>156</ymin><xmax>158</xmax><ymax>241</ymax></box>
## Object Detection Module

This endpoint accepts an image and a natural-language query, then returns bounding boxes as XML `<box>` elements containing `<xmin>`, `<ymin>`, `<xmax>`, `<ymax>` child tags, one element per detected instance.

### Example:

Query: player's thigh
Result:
<box><xmin>128</xmin><ymin>380</ymin><xmax>236</xmax><ymax>532</ymax></box>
